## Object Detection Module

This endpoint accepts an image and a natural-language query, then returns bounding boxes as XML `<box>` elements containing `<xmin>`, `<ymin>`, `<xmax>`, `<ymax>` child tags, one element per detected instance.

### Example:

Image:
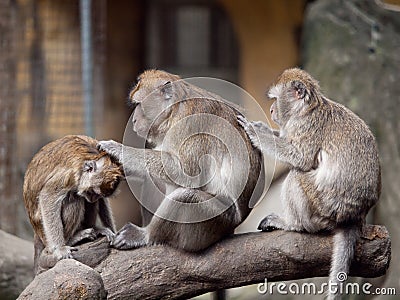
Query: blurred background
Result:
<box><xmin>0</xmin><ymin>0</ymin><xmax>399</xmax><ymax>299</ymax></box>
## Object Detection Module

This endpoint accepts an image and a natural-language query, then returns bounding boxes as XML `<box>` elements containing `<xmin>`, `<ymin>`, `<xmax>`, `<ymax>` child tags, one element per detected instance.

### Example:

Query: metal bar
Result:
<box><xmin>80</xmin><ymin>0</ymin><xmax>94</xmax><ymax>137</ymax></box>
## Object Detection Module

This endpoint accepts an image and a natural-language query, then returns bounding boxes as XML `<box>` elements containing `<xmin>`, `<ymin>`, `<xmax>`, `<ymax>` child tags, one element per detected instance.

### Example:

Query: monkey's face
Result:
<box><xmin>129</xmin><ymin>70</ymin><xmax>181</xmax><ymax>141</ymax></box>
<box><xmin>78</xmin><ymin>157</ymin><xmax>123</xmax><ymax>202</ymax></box>
<box><xmin>267</xmin><ymin>68</ymin><xmax>319</xmax><ymax>127</ymax></box>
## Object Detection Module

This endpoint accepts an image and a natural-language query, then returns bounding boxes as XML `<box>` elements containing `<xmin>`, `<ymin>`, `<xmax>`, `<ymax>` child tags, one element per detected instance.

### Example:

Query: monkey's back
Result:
<box><xmin>301</xmin><ymin>100</ymin><xmax>381</xmax><ymax>225</ymax></box>
<box><xmin>169</xmin><ymin>97</ymin><xmax>264</xmax><ymax>222</ymax></box>
<box><xmin>23</xmin><ymin>135</ymin><xmax>108</xmax><ymax>242</ymax></box>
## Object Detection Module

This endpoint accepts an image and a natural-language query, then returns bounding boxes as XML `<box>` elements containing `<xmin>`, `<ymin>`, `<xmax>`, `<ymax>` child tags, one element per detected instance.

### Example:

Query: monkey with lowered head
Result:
<box><xmin>23</xmin><ymin>135</ymin><xmax>123</xmax><ymax>274</ymax></box>
<box><xmin>98</xmin><ymin>69</ymin><xmax>264</xmax><ymax>252</ymax></box>
<box><xmin>238</xmin><ymin>68</ymin><xmax>381</xmax><ymax>300</ymax></box>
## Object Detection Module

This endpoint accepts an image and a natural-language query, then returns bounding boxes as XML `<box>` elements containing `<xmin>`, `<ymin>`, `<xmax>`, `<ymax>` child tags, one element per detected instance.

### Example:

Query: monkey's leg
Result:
<box><xmin>112</xmin><ymin>188</ymin><xmax>238</xmax><ymax>251</ymax></box>
<box><xmin>33</xmin><ymin>233</ymin><xmax>44</xmax><ymax>275</ymax></box>
<box><xmin>39</xmin><ymin>187</ymin><xmax>77</xmax><ymax>259</ymax></box>
<box><xmin>258</xmin><ymin>171</ymin><xmax>309</xmax><ymax>232</ymax></box>
<box><xmin>147</xmin><ymin>188</ymin><xmax>238</xmax><ymax>252</ymax></box>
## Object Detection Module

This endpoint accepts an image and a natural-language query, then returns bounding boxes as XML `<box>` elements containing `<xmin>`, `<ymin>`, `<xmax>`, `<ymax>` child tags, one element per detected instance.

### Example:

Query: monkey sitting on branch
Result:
<box><xmin>98</xmin><ymin>69</ymin><xmax>264</xmax><ymax>252</ymax></box>
<box><xmin>238</xmin><ymin>68</ymin><xmax>381</xmax><ymax>300</ymax></box>
<box><xmin>23</xmin><ymin>135</ymin><xmax>124</xmax><ymax>275</ymax></box>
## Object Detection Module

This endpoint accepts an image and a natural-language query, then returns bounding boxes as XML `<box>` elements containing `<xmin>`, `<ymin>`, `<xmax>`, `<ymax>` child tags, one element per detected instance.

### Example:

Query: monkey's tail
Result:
<box><xmin>328</xmin><ymin>225</ymin><xmax>360</xmax><ymax>300</ymax></box>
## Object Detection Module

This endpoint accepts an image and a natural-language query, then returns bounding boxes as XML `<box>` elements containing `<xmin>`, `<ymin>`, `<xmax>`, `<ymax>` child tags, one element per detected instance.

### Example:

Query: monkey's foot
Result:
<box><xmin>97</xmin><ymin>140</ymin><xmax>123</xmax><ymax>162</ymax></box>
<box><xmin>258</xmin><ymin>213</ymin><xmax>285</xmax><ymax>232</ymax></box>
<box><xmin>96</xmin><ymin>227</ymin><xmax>116</xmax><ymax>243</ymax></box>
<box><xmin>69</xmin><ymin>228</ymin><xmax>98</xmax><ymax>246</ymax></box>
<box><xmin>53</xmin><ymin>245</ymin><xmax>78</xmax><ymax>260</ymax></box>
<box><xmin>111</xmin><ymin>222</ymin><xmax>147</xmax><ymax>250</ymax></box>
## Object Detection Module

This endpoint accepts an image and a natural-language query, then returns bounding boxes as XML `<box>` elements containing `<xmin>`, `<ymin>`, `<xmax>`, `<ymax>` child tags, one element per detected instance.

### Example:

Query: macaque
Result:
<box><xmin>99</xmin><ymin>69</ymin><xmax>264</xmax><ymax>252</ymax></box>
<box><xmin>239</xmin><ymin>68</ymin><xmax>381</xmax><ymax>300</ymax></box>
<box><xmin>23</xmin><ymin>135</ymin><xmax>123</xmax><ymax>274</ymax></box>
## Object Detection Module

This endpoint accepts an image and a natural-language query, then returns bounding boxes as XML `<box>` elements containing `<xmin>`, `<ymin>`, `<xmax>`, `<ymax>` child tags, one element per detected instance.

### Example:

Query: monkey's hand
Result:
<box><xmin>98</xmin><ymin>140</ymin><xmax>123</xmax><ymax>162</ymax></box>
<box><xmin>96</xmin><ymin>227</ymin><xmax>116</xmax><ymax>243</ymax></box>
<box><xmin>258</xmin><ymin>213</ymin><xmax>285</xmax><ymax>232</ymax></box>
<box><xmin>53</xmin><ymin>245</ymin><xmax>77</xmax><ymax>260</ymax></box>
<box><xmin>111</xmin><ymin>222</ymin><xmax>147</xmax><ymax>250</ymax></box>
<box><xmin>69</xmin><ymin>228</ymin><xmax>98</xmax><ymax>246</ymax></box>
<box><xmin>237</xmin><ymin>115</ymin><xmax>275</xmax><ymax>153</ymax></box>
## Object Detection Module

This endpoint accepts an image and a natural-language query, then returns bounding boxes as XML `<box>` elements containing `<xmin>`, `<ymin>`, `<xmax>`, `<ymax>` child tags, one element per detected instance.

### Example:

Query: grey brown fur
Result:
<box><xmin>23</xmin><ymin>135</ymin><xmax>123</xmax><ymax>274</ymax></box>
<box><xmin>238</xmin><ymin>68</ymin><xmax>381</xmax><ymax>300</ymax></box>
<box><xmin>98</xmin><ymin>69</ymin><xmax>264</xmax><ymax>252</ymax></box>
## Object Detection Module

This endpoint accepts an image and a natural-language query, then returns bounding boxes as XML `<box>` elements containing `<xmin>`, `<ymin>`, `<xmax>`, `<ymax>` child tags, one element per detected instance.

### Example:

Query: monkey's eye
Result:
<box><xmin>293</xmin><ymin>81</ymin><xmax>306</xmax><ymax>100</ymax></box>
<box><xmin>160</xmin><ymin>81</ymin><xmax>172</xmax><ymax>100</ymax></box>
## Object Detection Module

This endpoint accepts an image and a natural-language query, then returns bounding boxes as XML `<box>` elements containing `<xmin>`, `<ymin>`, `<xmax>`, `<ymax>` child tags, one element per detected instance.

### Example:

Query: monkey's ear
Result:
<box><xmin>161</xmin><ymin>81</ymin><xmax>173</xmax><ymax>100</ymax></box>
<box><xmin>293</xmin><ymin>80</ymin><xmax>307</xmax><ymax>101</ymax></box>
<box><xmin>83</xmin><ymin>160</ymin><xmax>97</xmax><ymax>173</ymax></box>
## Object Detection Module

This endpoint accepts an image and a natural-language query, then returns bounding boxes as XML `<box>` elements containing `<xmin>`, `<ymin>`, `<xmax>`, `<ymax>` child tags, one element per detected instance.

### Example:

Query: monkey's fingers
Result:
<box><xmin>96</xmin><ymin>227</ymin><xmax>116</xmax><ymax>243</ymax></box>
<box><xmin>69</xmin><ymin>246</ymin><xmax>78</xmax><ymax>253</ymax></box>
<box><xmin>237</xmin><ymin>115</ymin><xmax>251</xmax><ymax>130</ymax></box>
<box><xmin>97</xmin><ymin>140</ymin><xmax>123</xmax><ymax>162</ymax></box>
<box><xmin>111</xmin><ymin>234</ymin><xmax>141</xmax><ymax>250</ymax></box>
<box><xmin>111</xmin><ymin>222</ymin><xmax>146</xmax><ymax>250</ymax></box>
<box><xmin>54</xmin><ymin>246</ymin><xmax>78</xmax><ymax>260</ymax></box>
<box><xmin>237</xmin><ymin>115</ymin><xmax>260</xmax><ymax>145</ymax></box>
<box><xmin>69</xmin><ymin>228</ymin><xmax>97</xmax><ymax>246</ymax></box>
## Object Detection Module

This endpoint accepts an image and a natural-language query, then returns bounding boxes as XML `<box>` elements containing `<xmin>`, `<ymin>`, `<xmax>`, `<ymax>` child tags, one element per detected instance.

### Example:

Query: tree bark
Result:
<box><xmin>14</xmin><ymin>224</ymin><xmax>390</xmax><ymax>300</ymax></box>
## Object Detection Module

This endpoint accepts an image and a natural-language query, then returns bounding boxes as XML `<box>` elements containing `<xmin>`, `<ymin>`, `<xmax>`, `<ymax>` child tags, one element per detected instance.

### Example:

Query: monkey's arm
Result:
<box><xmin>98</xmin><ymin>198</ymin><xmax>116</xmax><ymax>233</ymax></box>
<box><xmin>238</xmin><ymin>117</ymin><xmax>315</xmax><ymax>171</ymax></box>
<box><xmin>38</xmin><ymin>187</ymin><xmax>77</xmax><ymax>259</ymax></box>
<box><xmin>93</xmin><ymin>198</ymin><xmax>117</xmax><ymax>242</ymax></box>
<box><xmin>98</xmin><ymin>140</ymin><xmax>181</xmax><ymax>183</ymax></box>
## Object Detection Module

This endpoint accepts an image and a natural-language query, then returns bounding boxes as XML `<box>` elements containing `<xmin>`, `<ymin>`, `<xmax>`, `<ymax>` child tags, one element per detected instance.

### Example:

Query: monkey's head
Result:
<box><xmin>128</xmin><ymin>69</ymin><xmax>182</xmax><ymax>143</ymax></box>
<box><xmin>267</xmin><ymin>68</ymin><xmax>323</xmax><ymax>127</ymax></box>
<box><xmin>78</xmin><ymin>155</ymin><xmax>123</xmax><ymax>203</ymax></box>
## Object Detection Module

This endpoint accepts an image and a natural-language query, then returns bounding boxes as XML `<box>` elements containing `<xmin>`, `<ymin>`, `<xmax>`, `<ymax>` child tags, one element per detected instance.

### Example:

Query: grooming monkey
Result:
<box><xmin>23</xmin><ymin>135</ymin><xmax>123</xmax><ymax>274</ymax></box>
<box><xmin>238</xmin><ymin>68</ymin><xmax>381</xmax><ymax>300</ymax></box>
<box><xmin>99</xmin><ymin>69</ymin><xmax>264</xmax><ymax>252</ymax></box>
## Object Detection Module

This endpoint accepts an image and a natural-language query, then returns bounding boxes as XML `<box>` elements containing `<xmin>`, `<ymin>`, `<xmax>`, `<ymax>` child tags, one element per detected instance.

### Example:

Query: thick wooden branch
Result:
<box><xmin>16</xmin><ymin>224</ymin><xmax>390</xmax><ymax>300</ymax></box>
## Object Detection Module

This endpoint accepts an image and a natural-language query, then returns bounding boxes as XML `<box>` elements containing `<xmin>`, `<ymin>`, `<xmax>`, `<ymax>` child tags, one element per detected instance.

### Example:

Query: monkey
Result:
<box><xmin>238</xmin><ymin>68</ymin><xmax>381</xmax><ymax>300</ymax></box>
<box><xmin>98</xmin><ymin>69</ymin><xmax>264</xmax><ymax>252</ymax></box>
<box><xmin>23</xmin><ymin>135</ymin><xmax>124</xmax><ymax>274</ymax></box>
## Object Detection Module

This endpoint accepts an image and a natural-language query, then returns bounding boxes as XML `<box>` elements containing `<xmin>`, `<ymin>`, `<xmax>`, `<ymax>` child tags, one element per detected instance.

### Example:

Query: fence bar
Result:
<box><xmin>80</xmin><ymin>0</ymin><xmax>93</xmax><ymax>136</ymax></box>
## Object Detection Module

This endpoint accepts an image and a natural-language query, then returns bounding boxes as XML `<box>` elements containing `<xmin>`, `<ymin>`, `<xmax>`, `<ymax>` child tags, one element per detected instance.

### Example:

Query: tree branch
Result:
<box><xmin>15</xmin><ymin>224</ymin><xmax>390</xmax><ymax>300</ymax></box>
